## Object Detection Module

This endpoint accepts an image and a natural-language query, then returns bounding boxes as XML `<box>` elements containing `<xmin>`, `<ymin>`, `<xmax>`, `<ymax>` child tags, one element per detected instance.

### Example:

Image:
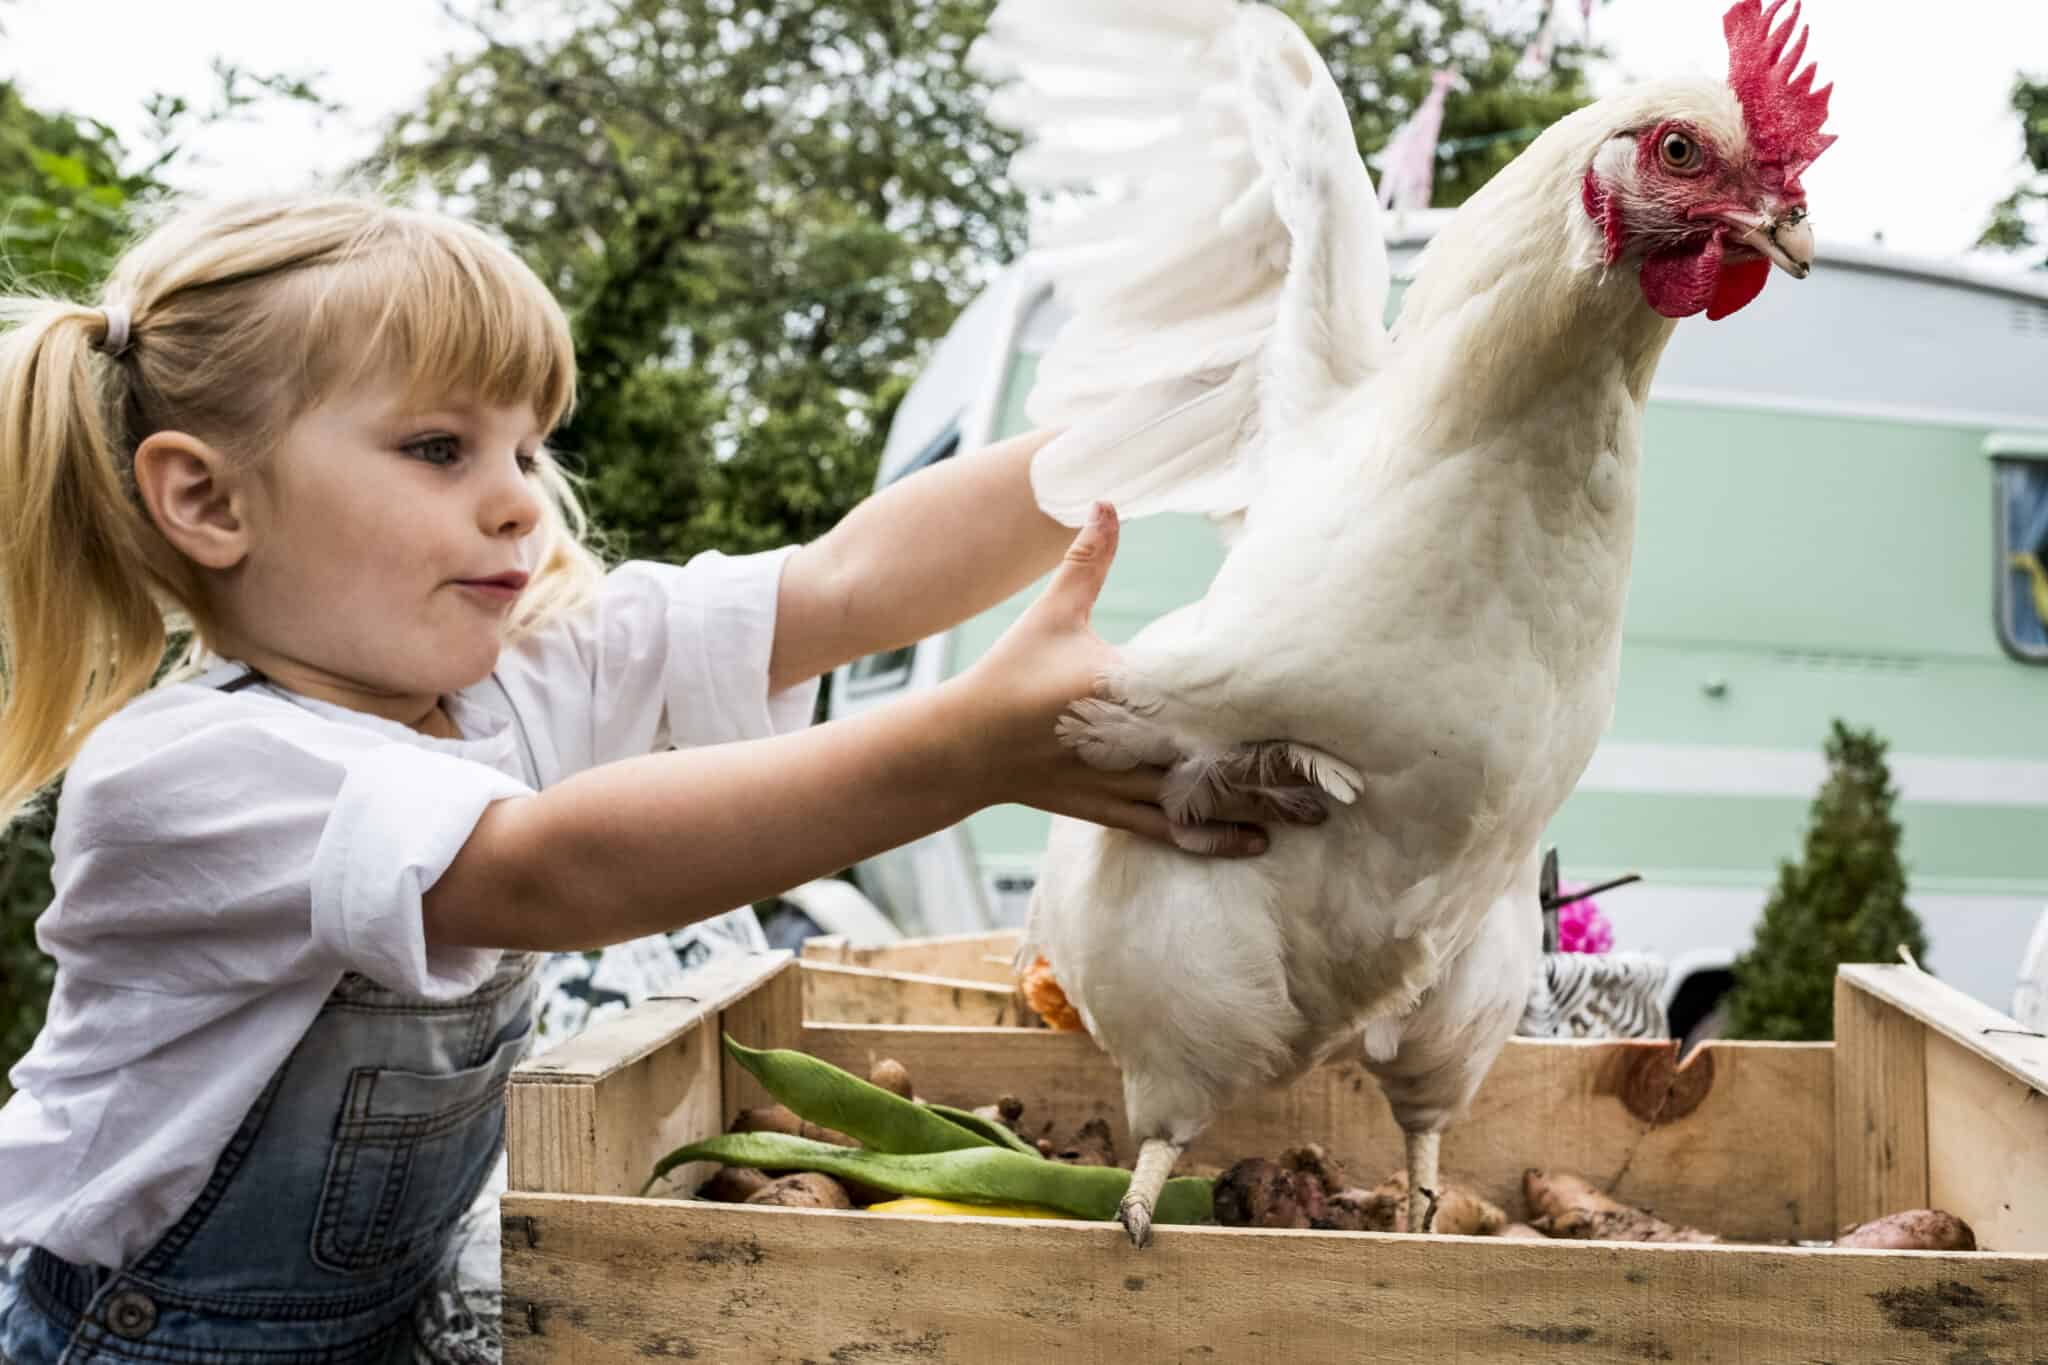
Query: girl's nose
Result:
<box><xmin>484</xmin><ymin>456</ymin><xmax>545</xmax><ymax>538</ymax></box>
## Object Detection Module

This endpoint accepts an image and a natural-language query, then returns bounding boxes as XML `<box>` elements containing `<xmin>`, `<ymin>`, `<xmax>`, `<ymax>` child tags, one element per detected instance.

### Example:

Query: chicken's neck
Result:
<box><xmin>1387</xmin><ymin>227</ymin><xmax>1676</xmax><ymax>454</ymax></box>
<box><xmin>1386</xmin><ymin>100</ymin><xmax>1682</xmax><ymax>456</ymax></box>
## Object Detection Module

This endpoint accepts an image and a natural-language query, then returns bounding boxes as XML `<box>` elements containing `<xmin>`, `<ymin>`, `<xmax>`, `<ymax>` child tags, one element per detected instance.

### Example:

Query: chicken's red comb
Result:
<box><xmin>1724</xmin><ymin>0</ymin><xmax>1837</xmax><ymax>192</ymax></box>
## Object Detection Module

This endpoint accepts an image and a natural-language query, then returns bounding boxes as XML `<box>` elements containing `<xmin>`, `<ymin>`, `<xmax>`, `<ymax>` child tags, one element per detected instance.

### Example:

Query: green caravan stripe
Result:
<box><xmin>1543</xmin><ymin>790</ymin><xmax>2048</xmax><ymax>891</ymax></box>
<box><xmin>966</xmin><ymin>792</ymin><xmax>2048</xmax><ymax>893</ymax></box>
<box><xmin>1607</xmin><ymin>642</ymin><xmax>2048</xmax><ymax>763</ymax></box>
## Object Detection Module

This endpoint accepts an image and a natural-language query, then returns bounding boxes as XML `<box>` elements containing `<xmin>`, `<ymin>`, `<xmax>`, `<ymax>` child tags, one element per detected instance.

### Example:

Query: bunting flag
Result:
<box><xmin>1519</xmin><ymin>0</ymin><xmax>1559</xmax><ymax>74</ymax></box>
<box><xmin>1520</xmin><ymin>0</ymin><xmax>1597</xmax><ymax>74</ymax></box>
<box><xmin>1377</xmin><ymin>71</ymin><xmax>1457</xmax><ymax>215</ymax></box>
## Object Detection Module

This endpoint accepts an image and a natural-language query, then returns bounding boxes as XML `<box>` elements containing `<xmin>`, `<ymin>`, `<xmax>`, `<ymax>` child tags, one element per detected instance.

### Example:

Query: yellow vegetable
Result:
<box><xmin>864</xmin><ymin>1196</ymin><xmax>1076</xmax><ymax>1220</ymax></box>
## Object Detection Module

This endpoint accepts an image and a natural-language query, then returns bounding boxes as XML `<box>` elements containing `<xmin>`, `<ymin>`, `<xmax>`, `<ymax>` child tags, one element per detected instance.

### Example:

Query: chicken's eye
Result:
<box><xmin>1659</xmin><ymin>130</ymin><xmax>1703</xmax><ymax>173</ymax></box>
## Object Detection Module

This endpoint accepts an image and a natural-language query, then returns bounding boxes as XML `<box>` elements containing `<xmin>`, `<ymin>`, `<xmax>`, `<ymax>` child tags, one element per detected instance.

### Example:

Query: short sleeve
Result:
<box><xmin>497</xmin><ymin>548</ymin><xmax>820</xmax><ymax>775</ymax></box>
<box><xmin>45</xmin><ymin>694</ymin><xmax>529</xmax><ymax>1000</ymax></box>
<box><xmin>310</xmin><ymin>742</ymin><xmax>531</xmax><ymax>997</ymax></box>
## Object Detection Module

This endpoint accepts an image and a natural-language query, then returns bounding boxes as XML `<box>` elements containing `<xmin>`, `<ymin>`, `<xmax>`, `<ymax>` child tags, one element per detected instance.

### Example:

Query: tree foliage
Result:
<box><xmin>1979</xmin><ymin>74</ymin><xmax>2047</xmax><ymax>268</ymax></box>
<box><xmin>0</xmin><ymin>83</ymin><xmax>151</xmax><ymax>293</ymax></box>
<box><xmin>372</xmin><ymin>0</ymin><xmax>1600</xmax><ymax>567</ymax></box>
<box><xmin>1722</xmin><ymin>721</ymin><xmax>1931</xmax><ymax>1043</ymax></box>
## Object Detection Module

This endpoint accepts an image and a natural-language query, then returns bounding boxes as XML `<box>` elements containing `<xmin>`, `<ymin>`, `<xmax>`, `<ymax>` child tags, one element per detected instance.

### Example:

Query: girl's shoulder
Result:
<box><xmin>74</xmin><ymin>667</ymin><xmax>322</xmax><ymax>772</ymax></box>
<box><xmin>60</xmin><ymin>668</ymin><xmax>386</xmax><ymax>845</ymax></box>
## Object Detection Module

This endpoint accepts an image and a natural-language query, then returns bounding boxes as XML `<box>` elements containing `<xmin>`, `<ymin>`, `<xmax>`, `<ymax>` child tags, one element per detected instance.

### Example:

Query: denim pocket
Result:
<box><xmin>310</xmin><ymin>1026</ymin><xmax>528</xmax><ymax>1275</ymax></box>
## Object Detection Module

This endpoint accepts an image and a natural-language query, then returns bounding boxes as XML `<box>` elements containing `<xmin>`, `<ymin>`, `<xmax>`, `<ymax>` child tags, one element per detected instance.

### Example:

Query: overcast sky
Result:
<box><xmin>4</xmin><ymin>0</ymin><xmax>2044</xmax><ymax>266</ymax></box>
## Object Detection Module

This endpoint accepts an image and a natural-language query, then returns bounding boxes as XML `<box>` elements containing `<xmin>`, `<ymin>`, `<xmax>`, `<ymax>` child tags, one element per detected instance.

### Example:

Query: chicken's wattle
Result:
<box><xmin>1640</xmin><ymin>229</ymin><xmax>1773</xmax><ymax>321</ymax></box>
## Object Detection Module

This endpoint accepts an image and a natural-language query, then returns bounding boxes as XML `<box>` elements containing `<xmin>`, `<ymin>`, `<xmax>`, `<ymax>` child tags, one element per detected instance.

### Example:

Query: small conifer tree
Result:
<box><xmin>1722</xmin><ymin>721</ymin><xmax>1930</xmax><ymax>1042</ymax></box>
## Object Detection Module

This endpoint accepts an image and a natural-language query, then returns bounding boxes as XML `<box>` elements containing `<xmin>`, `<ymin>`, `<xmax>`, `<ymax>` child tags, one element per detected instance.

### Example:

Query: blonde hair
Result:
<box><xmin>0</xmin><ymin>194</ymin><xmax>606</xmax><ymax>827</ymax></box>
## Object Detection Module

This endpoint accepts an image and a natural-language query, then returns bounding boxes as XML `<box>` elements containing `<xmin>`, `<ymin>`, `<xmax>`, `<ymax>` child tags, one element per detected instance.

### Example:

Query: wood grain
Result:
<box><xmin>1833</xmin><ymin>971</ymin><xmax>1931</xmax><ymax>1231</ymax></box>
<box><xmin>801</xmin><ymin>929</ymin><xmax>1023</xmax><ymax>985</ymax></box>
<box><xmin>1840</xmin><ymin>963</ymin><xmax>2048</xmax><ymax>1093</ymax></box>
<box><xmin>801</xmin><ymin>960</ymin><xmax>1032</xmax><ymax>1027</ymax></box>
<box><xmin>1924</xmin><ymin>1030</ymin><xmax>2048</xmax><ymax>1253</ymax></box>
<box><xmin>508</xmin><ymin>952</ymin><xmax>795</xmax><ymax>1196</ymax></box>
<box><xmin>502</xmin><ymin>1191</ymin><xmax>2048</xmax><ymax>1365</ymax></box>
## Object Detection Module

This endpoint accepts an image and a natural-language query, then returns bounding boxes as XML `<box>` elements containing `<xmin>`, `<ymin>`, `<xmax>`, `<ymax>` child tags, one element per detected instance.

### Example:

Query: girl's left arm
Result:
<box><xmin>767</xmin><ymin>428</ymin><xmax>1074</xmax><ymax>693</ymax></box>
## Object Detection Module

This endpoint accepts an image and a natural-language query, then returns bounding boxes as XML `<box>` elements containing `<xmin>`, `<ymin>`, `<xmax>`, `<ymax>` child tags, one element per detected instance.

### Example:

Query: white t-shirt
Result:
<box><xmin>0</xmin><ymin>551</ymin><xmax>818</xmax><ymax>1268</ymax></box>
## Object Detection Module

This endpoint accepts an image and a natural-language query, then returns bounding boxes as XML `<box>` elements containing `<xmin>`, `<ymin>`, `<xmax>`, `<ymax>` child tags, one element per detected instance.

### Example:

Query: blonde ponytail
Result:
<box><xmin>0</xmin><ymin>195</ymin><xmax>602</xmax><ymax>828</ymax></box>
<box><xmin>0</xmin><ymin>301</ymin><xmax>181</xmax><ymax>827</ymax></box>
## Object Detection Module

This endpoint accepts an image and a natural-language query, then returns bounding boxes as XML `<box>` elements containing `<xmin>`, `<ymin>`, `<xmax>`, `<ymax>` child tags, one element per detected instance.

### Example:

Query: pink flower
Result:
<box><xmin>1555</xmin><ymin>888</ymin><xmax>1614</xmax><ymax>954</ymax></box>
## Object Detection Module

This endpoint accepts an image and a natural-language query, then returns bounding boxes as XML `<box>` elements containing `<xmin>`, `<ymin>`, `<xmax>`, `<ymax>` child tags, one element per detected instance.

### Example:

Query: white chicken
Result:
<box><xmin>977</xmin><ymin>0</ymin><xmax>1836</xmax><ymax>1245</ymax></box>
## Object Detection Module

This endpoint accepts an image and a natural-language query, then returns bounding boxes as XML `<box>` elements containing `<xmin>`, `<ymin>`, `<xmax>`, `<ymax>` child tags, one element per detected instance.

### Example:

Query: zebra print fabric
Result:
<box><xmin>1519</xmin><ymin>951</ymin><xmax>1670</xmax><ymax>1040</ymax></box>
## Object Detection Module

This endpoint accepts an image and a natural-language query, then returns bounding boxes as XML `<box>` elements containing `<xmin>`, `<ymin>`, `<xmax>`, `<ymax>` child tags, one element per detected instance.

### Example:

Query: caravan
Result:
<box><xmin>827</xmin><ymin>214</ymin><xmax>2048</xmax><ymax>1030</ymax></box>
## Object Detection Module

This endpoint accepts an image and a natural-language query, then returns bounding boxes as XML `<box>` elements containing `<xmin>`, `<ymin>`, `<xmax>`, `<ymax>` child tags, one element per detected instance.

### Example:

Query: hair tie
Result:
<box><xmin>96</xmin><ymin>304</ymin><xmax>132</xmax><ymax>357</ymax></box>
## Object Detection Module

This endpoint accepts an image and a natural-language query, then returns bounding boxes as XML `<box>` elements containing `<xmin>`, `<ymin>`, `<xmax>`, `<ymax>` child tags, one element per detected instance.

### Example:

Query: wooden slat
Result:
<box><xmin>717</xmin><ymin>955</ymin><xmax>805</xmax><ymax>1126</ymax></box>
<box><xmin>1840</xmin><ymin>963</ymin><xmax>2048</xmax><ymax>1093</ymax></box>
<box><xmin>502</xmin><ymin>1192</ymin><xmax>2048</xmax><ymax>1365</ymax></box>
<box><xmin>1833</xmin><ymin>971</ymin><xmax>1931</xmax><ymax>1229</ymax></box>
<box><xmin>798</xmin><ymin>933</ymin><xmax>853</xmax><ymax>963</ymax></box>
<box><xmin>801</xmin><ymin>960</ymin><xmax>1032</xmax><ymax>1027</ymax></box>
<box><xmin>1834</xmin><ymin>965</ymin><xmax>2048</xmax><ymax>1250</ymax></box>
<box><xmin>802</xmin><ymin>1026</ymin><xmax>1836</xmax><ymax>1241</ymax></box>
<box><xmin>801</xmin><ymin>929</ymin><xmax>1023</xmax><ymax>985</ymax></box>
<box><xmin>508</xmin><ymin>952</ymin><xmax>795</xmax><ymax>1196</ymax></box>
<box><xmin>1925</xmin><ymin>1031</ymin><xmax>2048</xmax><ymax>1252</ymax></box>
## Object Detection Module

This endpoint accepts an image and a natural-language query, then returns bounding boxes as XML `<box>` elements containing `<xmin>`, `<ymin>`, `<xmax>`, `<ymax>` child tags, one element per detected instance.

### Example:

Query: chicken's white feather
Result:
<box><xmin>974</xmin><ymin>0</ymin><xmax>1393</xmax><ymax>526</ymax></box>
<box><xmin>993</xmin><ymin>0</ymin><xmax>1808</xmax><ymax>1243</ymax></box>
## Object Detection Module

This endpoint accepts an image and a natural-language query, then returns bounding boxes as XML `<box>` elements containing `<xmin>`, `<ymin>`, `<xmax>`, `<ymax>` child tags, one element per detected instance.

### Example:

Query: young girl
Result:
<box><xmin>0</xmin><ymin>195</ymin><xmax>1305</xmax><ymax>1365</ymax></box>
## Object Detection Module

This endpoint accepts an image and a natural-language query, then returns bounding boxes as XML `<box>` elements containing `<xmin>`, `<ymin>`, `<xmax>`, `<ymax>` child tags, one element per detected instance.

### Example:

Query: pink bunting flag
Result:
<box><xmin>1377</xmin><ymin>71</ymin><xmax>1456</xmax><ymax>215</ymax></box>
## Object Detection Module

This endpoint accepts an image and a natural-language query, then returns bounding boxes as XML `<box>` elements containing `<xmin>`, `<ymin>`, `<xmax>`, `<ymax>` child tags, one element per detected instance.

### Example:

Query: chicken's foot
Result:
<box><xmin>1405</xmin><ymin>1129</ymin><xmax>1441</xmax><ymax>1234</ymax></box>
<box><xmin>1119</xmin><ymin>1138</ymin><xmax>1185</xmax><ymax>1249</ymax></box>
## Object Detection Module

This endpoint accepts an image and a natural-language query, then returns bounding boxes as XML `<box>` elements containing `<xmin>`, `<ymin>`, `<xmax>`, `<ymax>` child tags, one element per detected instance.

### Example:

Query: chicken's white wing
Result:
<box><xmin>972</xmin><ymin>0</ymin><xmax>1393</xmax><ymax>527</ymax></box>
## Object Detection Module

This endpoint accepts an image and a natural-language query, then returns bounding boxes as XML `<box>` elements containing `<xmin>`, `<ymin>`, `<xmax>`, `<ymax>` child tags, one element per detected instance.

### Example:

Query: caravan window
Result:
<box><xmin>1996</xmin><ymin>455</ymin><xmax>2048</xmax><ymax>662</ymax></box>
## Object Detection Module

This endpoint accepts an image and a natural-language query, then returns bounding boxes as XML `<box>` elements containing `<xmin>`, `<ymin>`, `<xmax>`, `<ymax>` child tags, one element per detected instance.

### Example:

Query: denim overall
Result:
<box><xmin>1</xmin><ymin>670</ymin><xmax>540</xmax><ymax>1365</ymax></box>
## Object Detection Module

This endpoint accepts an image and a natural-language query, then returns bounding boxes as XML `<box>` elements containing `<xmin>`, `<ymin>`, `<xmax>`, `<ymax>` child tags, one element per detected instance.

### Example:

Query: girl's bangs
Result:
<box><xmin>300</xmin><ymin>215</ymin><xmax>576</xmax><ymax>430</ymax></box>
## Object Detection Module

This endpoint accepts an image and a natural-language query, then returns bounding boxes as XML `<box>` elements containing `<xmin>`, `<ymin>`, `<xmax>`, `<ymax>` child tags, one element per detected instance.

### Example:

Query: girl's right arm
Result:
<box><xmin>423</xmin><ymin>505</ymin><xmax>1256</xmax><ymax>952</ymax></box>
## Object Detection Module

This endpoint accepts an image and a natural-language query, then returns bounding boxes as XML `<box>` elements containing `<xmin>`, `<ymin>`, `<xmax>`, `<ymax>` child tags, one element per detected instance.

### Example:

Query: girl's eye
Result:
<box><xmin>405</xmin><ymin>435</ymin><xmax>463</xmax><ymax>467</ymax></box>
<box><xmin>1659</xmin><ymin>130</ymin><xmax>1703</xmax><ymax>173</ymax></box>
<box><xmin>517</xmin><ymin>451</ymin><xmax>542</xmax><ymax>477</ymax></box>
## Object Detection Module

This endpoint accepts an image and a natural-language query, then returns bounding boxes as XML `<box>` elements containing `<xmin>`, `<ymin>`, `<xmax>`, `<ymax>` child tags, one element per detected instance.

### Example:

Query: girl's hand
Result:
<box><xmin>943</xmin><ymin>502</ymin><xmax>1321</xmax><ymax>857</ymax></box>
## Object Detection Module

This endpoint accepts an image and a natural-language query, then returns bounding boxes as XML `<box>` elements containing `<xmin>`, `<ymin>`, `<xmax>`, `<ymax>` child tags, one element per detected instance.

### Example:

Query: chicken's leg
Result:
<box><xmin>1119</xmin><ymin>1138</ymin><xmax>1184</xmax><ymax>1249</ymax></box>
<box><xmin>1404</xmin><ymin>1128</ymin><xmax>1441</xmax><ymax>1233</ymax></box>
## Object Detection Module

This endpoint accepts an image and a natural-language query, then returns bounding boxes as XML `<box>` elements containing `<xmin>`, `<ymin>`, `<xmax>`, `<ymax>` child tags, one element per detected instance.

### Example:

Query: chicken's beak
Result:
<box><xmin>1707</xmin><ymin>205</ymin><xmax>1814</xmax><ymax>280</ymax></box>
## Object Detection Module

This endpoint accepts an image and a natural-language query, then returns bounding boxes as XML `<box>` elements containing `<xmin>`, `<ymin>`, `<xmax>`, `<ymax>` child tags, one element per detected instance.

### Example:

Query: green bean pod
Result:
<box><xmin>722</xmin><ymin>1036</ymin><xmax>985</xmax><ymax>1154</ymax></box>
<box><xmin>920</xmin><ymin>1102</ymin><xmax>1043</xmax><ymax>1158</ymax></box>
<box><xmin>651</xmin><ymin>1132</ymin><xmax>1213</xmax><ymax>1224</ymax></box>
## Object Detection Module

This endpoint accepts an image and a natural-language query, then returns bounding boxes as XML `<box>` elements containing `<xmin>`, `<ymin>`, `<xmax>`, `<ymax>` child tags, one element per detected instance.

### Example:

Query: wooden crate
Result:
<box><xmin>799</xmin><ymin>958</ymin><xmax>1029</xmax><ymax>1028</ymax></box>
<box><xmin>503</xmin><ymin>954</ymin><xmax>2048</xmax><ymax>1364</ymax></box>
<box><xmin>801</xmin><ymin>929</ymin><xmax>1024</xmax><ymax>984</ymax></box>
<box><xmin>799</xmin><ymin>930</ymin><xmax>1037</xmax><ymax>1028</ymax></box>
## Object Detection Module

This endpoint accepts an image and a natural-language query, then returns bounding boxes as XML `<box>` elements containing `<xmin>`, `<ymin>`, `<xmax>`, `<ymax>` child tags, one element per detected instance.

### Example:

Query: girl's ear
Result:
<box><xmin>133</xmin><ymin>431</ymin><xmax>249</xmax><ymax>571</ymax></box>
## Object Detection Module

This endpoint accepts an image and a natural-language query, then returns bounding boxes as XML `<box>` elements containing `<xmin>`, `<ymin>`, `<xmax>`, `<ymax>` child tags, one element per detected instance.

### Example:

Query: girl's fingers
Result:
<box><xmin>1088</xmin><ymin>766</ymin><xmax>1327</xmax><ymax>828</ymax></box>
<box><xmin>1072</xmin><ymin>796</ymin><xmax>1269</xmax><ymax>859</ymax></box>
<box><xmin>1096</xmin><ymin>765</ymin><xmax>1173</xmax><ymax>803</ymax></box>
<box><xmin>1033</xmin><ymin>502</ymin><xmax>1119</xmax><ymax>630</ymax></box>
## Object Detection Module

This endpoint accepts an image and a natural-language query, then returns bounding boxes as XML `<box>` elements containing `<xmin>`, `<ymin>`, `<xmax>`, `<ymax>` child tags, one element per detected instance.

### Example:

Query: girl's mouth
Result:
<box><xmin>455</xmin><ymin>571</ymin><xmax>529</xmax><ymax>603</ymax></box>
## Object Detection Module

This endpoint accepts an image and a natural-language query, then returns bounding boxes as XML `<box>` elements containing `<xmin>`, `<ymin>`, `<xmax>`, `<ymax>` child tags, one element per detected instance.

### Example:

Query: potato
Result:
<box><xmin>869</xmin><ymin>1058</ymin><xmax>914</xmax><ymax>1100</ymax></box>
<box><xmin>698</xmin><ymin>1165</ymin><xmax>774</xmax><ymax>1203</ymax></box>
<box><xmin>744</xmin><ymin>1172</ymin><xmax>854</xmax><ymax>1209</ymax></box>
<box><xmin>1835</xmin><ymin>1209</ymin><xmax>1977</xmax><ymax>1252</ymax></box>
